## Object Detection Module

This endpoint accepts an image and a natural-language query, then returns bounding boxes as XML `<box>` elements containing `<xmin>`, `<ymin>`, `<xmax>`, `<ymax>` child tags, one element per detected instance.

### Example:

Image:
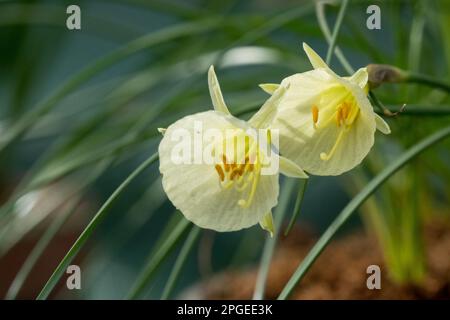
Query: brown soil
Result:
<box><xmin>187</xmin><ymin>220</ymin><xmax>450</xmax><ymax>299</ymax></box>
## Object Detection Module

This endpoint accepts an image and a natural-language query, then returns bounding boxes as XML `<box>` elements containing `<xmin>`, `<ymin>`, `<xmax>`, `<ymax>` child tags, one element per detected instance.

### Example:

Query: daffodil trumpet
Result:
<box><xmin>158</xmin><ymin>66</ymin><xmax>308</xmax><ymax>234</ymax></box>
<box><xmin>266</xmin><ymin>43</ymin><xmax>391</xmax><ymax>176</ymax></box>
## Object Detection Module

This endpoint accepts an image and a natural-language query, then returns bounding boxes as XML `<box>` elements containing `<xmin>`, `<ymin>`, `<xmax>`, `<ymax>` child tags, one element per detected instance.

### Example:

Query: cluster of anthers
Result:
<box><xmin>213</xmin><ymin>139</ymin><xmax>263</xmax><ymax>209</ymax></box>
<box><xmin>311</xmin><ymin>94</ymin><xmax>359</xmax><ymax>161</ymax></box>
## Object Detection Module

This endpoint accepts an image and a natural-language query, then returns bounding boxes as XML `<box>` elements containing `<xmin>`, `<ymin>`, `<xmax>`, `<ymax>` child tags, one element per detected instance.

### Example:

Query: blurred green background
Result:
<box><xmin>0</xmin><ymin>0</ymin><xmax>449</xmax><ymax>299</ymax></box>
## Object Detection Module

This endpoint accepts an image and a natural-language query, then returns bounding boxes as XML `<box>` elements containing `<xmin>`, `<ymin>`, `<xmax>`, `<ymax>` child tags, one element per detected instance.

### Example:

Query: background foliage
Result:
<box><xmin>0</xmin><ymin>0</ymin><xmax>449</xmax><ymax>299</ymax></box>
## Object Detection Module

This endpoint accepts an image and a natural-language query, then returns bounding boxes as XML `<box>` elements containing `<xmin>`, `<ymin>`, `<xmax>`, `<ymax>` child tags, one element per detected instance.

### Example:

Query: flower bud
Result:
<box><xmin>366</xmin><ymin>64</ymin><xmax>408</xmax><ymax>88</ymax></box>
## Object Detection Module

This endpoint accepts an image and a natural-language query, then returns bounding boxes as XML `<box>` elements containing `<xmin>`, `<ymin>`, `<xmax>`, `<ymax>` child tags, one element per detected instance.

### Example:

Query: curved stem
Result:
<box><xmin>284</xmin><ymin>179</ymin><xmax>308</xmax><ymax>236</ymax></box>
<box><xmin>5</xmin><ymin>197</ymin><xmax>79</xmax><ymax>299</ymax></box>
<box><xmin>127</xmin><ymin>218</ymin><xmax>191</xmax><ymax>299</ymax></box>
<box><xmin>161</xmin><ymin>226</ymin><xmax>201</xmax><ymax>299</ymax></box>
<box><xmin>253</xmin><ymin>178</ymin><xmax>296</xmax><ymax>300</ymax></box>
<box><xmin>406</xmin><ymin>73</ymin><xmax>450</xmax><ymax>93</ymax></box>
<box><xmin>315</xmin><ymin>0</ymin><xmax>354</xmax><ymax>74</ymax></box>
<box><xmin>36</xmin><ymin>152</ymin><xmax>159</xmax><ymax>300</ymax></box>
<box><xmin>325</xmin><ymin>0</ymin><xmax>349</xmax><ymax>64</ymax></box>
<box><xmin>278</xmin><ymin>125</ymin><xmax>450</xmax><ymax>300</ymax></box>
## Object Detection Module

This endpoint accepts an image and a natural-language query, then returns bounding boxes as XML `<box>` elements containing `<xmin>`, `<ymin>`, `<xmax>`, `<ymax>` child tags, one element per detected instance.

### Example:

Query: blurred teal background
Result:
<box><xmin>0</xmin><ymin>0</ymin><xmax>449</xmax><ymax>299</ymax></box>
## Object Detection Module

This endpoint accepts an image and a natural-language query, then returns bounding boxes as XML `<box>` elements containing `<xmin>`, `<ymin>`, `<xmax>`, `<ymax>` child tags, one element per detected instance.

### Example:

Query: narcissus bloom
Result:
<box><xmin>265</xmin><ymin>43</ymin><xmax>391</xmax><ymax>176</ymax></box>
<box><xmin>158</xmin><ymin>66</ymin><xmax>307</xmax><ymax>234</ymax></box>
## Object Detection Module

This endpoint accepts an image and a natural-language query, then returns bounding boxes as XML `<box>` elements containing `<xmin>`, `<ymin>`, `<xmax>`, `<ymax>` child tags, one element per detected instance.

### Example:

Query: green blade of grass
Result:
<box><xmin>315</xmin><ymin>1</ymin><xmax>354</xmax><ymax>74</ymax></box>
<box><xmin>252</xmin><ymin>178</ymin><xmax>296</xmax><ymax>300</ymax></box>
<box><xmin>36</xmin><ymin>152</ymin><xmax>159</xmax><ymax>300</ymax></box>
<box><xmin>5</xmin><ymin>197</ymin><xmax>80</xmax><ymax>300</ymax></box>
<box><xmin>284</xmin><ymin>179</ymin><xmax>308</xmax><ymax>236</ymax></box>
<box><xmin>325</xmin><ymin>0</ymin><xmax>349</xmax><ymax>65</ymax></box>
<box><xmin>126</xmin><ymin>218</ymin><xmax>191</xmax><ymax>299</ymax></box>
<box><xmin>278</xmin><ymin>125</ymin><xmax>450</xmax><ymax>300</ymax></box>
<box><xmin>5</xmin><ymin>160</ymin><xmax>113</xmax><ymax>299</ymax></box>
<box><xmin>0</xmin><ymin>19</ymin><xmax>217</xmax><ymax>155</ymax></box>
<box><xmin>161</xmin><ymin>226</ymin><xmax>201</xmax><ymax>299</ymax></box>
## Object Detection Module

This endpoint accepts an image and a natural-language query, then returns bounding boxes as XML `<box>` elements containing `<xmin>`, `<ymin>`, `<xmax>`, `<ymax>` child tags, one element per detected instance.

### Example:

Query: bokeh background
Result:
<box><xmin>0</xmin><ymin>0</ymin><xmax>449</xmax><ymax>299</ymax></box>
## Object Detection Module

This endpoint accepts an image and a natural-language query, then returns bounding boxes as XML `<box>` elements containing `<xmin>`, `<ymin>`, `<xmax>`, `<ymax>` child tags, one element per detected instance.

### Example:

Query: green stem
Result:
<box><xmin>161</xmin><ymin>226</ymin><xmax>201</xmax><ymax>299</ymax></box>
<box><xmin>127</xmin><ymin>218</ymin><xmax>191</xmax><ymax>299</ymax></box>
<box><xmin>284</xmin><ymin>179</ymin><xmax>308</xmax><ymax>236</ymax></box>
<box><xmin>253</xmin><ymin>178</ymin><xmax>296</xmax><ymax>300</ymax></box>
<box><xmin>278</xmin><ymin>125</ymin><xmax>450</xmax><ymax>300</ymax></box>
<box><xmin>406</xmin><ymin>72</ymin><xmax>450</xmax><ymax>93</ymax></box>
<box><xmin>325</xmin><ymin>0</ymin><xmax>349</xmax><ymax>65</ymax></box>
<box><xmin>36</xmin><ymin>152</ymin><xmax>159</xmax><ymax>300</ymax></box>
<box><xmin>315</xmin><ymin>1</ymin><xmax>354</xmax><ymax>74</ymax></box>
<box><xmin>369</xmin><ymin>91</ymin><xmax>394</xmax><ymax>116</ymax></box>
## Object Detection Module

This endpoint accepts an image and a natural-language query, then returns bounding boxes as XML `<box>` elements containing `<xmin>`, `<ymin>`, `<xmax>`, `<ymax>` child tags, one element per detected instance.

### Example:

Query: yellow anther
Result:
<box><xmin>341</xmin><ymin>102</ymin><xmax>350</xmax><ymax>120</ymax></box>
<box><xmin>222</xmin><ymin>155</ymin><xmax>230</xmax><ymax>172</ymax></box>
<box><xmin>215</xmin><ymin>164</ymin><xmax>225</xmax><ymax>181</ymax></box>
<box><xmin>312</xmin><ymin>105</ymin><xmax>319</xmax><ymax>128</ymax></box>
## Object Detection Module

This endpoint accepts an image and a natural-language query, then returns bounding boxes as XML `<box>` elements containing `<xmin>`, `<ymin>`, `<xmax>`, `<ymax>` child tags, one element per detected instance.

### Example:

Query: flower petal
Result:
<box><xmin>303</xmin><ymin>42</ymin><xmax>329</xmax><ymax>70</ymax></box>
<box><xmin>259</xmin><ymin>211</ymin><xmax>274</xmax><ymax>237</ymax></box>
<box><xmin>347</xmin><ymin>67</ymin><xmax>368</xmax><ymax>89</ymax></box>
<box><xmin>279</xmin><ymin>156</ymin><xmax>308</xmax><ymax>178</ymax></box>
<box><xmin>374</xmin><ymin>114</ymin><xmax>391</xmax><ymax>134</ymax></box>
<box><xmin>259</xmin><ymin>83</ymin><xmax>280</xmax><ymax>95</ymax></box>
<box><xmin>271</xmin><ymin>76</ymin><xmax>376</xmax><ymax>176</ymax></box>
<box><xmin>248</xmin><ymin>85</ymin><xmax>287</xmax><ymax>129</ymax></box>
<box><xmin>208</xmin><ymin>65</ymin><xmax>230</xmax><ymax>115</ymax></box>
<box><xmin>159</xmin><ymin>110</ymin><xmax>279</xmax><ymax>232</ymax></box>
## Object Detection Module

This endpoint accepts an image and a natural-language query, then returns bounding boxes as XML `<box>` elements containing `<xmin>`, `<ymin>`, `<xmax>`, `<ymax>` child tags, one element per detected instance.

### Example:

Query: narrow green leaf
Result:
<box><xmin>325</xmin><ymin>0</ymin><xmax>349</xmax><ymax>65</ymax></box>
<box><xmin>127</xmin><ymin>218</ymin><xmax>191</xmax><ymax>299</ymax></box>
<box><xmin>5</xmin><ymin>160</ymin><xmax>112</xmax><ymax>299</ymax></box>
<box><xmin>253</xmin><ymin>178</ymin><xmax>296</xmax><ymax>300</ymax></box>
<box><xmin>315</xmin><ymin>1</ymin><xmax>354</xmax><ymax>74</ymax></box>
<box><xmin>284</xmin><ymin>179</ymin><xmax>308</xmax><ymax>236</ymax></box>
<box><xmin>0</xmin><ymin>19</ymin><xmax>218</xmax><ymax>154</ymax></box>
<box><xmin>161</xmin><ymin>226</ymin><xmax>201</xmax><ymax>299</ymax></box>
<box><xmin>278</xmin><ymin>125</ymin><xmax>450</xmax><ymax>300</ymax></box>
<box><xmin>5</xmin><ymin>197</ymin><xmax>80</xmax><ymax>300</ymax></box>
<box><xmin>36</xmin><ymin>152</ymin><xmax>159</xmax><ymax>300</ymax></box>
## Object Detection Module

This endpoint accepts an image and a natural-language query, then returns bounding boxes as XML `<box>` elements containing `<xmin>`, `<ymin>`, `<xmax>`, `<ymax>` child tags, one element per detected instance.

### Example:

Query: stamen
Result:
<box><xmin>311</xmin><ymin>105</ymin><xmax>319</xmax><ymax>128</ymax></box>
<box><xmin>320</xmin><ymin>129</ymin><xmax>345</xmax><ymax>161</ymax></box>
<box><xmin>335</xmin><ymin>106</ymin><xmax>343</xmax><ymax>127</ymax></box>
<box><xmin>341</xmin><ymin>102</ymin><xmax>350</xmax><ymax>120</ymax></box>
<box><xmin>222</xmin><ymin>155</ymin><xmax>230</xmax><ymax>172</ymax></box>
<box><xmin>215</xmin><ymin>164</ymin><xmax>225</xmax><ymax>181</ymax></box>
<box><xmin>238</xmin><ymin>164</ymin><xmax>260</xmax><ymax>208</ymax></box>
<box><xmin>215</xmin><ymin>135</ymin><xmax>264</xmax><ymax>208</ymax></box>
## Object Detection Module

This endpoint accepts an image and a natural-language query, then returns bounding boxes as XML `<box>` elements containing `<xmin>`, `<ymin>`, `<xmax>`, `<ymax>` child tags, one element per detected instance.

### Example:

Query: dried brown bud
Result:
<box><xmin>366</xmin><ymin>64</ymin><xmax>408</xmax><ymax>88</ymax></box>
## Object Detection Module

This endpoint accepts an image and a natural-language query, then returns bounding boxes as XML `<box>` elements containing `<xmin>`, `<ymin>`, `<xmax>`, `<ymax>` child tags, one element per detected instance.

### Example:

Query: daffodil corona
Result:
<box><xmin>159</xmin><ymin>66</ymin><xmax>308</xmax><ymax>234</ymax></box>
<box><xmin>265</xmin><ymin>43</ymin><xmax>391</xmax><ymax>176</ymax></box>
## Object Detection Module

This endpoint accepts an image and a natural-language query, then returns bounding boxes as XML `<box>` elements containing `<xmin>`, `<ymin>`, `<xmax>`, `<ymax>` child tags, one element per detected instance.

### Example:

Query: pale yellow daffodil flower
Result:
<box><xmin>264</xmin><ymin>43</ymin><xmax>391</xmax><ymax>176</ymax></box>
<box><xmin>158</xmin><ymin>66</ymin><xmax>308</xmax><ymax>234</ymax></box>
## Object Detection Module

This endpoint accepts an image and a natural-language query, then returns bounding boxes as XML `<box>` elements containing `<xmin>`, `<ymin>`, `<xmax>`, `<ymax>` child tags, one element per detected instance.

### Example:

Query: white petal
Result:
<box><xmin>259</xmin><ymin>83</ymin><xmax>280</xmax><ymax>95</ymax></box>
<box><xmin>374</xmin><ymin>114</ymin><xmax>391</xmax><ymax>134</ymax></box>
<box><xmin>259</xmin><ymin>211</ymin><xmax>274</xmax><ymax>237</ymax></box>
<box><xmin>303</xmin><ymin>42</ymin><xmax>329</xmax><ymax>70</ymax></box>
<box><xmin>347</xmin><ymin>68</ymin><xmax>369</xmax><ymax>89</ymax></box>
<box><xmin>271</xmin><ymin>78</ymin><xmax>376</xmax><ymax>176</ymax></box>
<box><xmin>208</xmin><ymin>65</ymin><xmax>230</xmax><ymax>115</ymax></box>
<box><xmin>159</xmin><ymin>111</ymin><xmax>279</xmax><ymax>232</ymax></box>
<box><xmin>248</xmin><ymin>85</ymin><xmax>287</xmax><ymax>129</ymax></box>
<box><xmin>279</xmin><ymin>156</ymin><xmax>308</xmax><ymax>178</ymax></box>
